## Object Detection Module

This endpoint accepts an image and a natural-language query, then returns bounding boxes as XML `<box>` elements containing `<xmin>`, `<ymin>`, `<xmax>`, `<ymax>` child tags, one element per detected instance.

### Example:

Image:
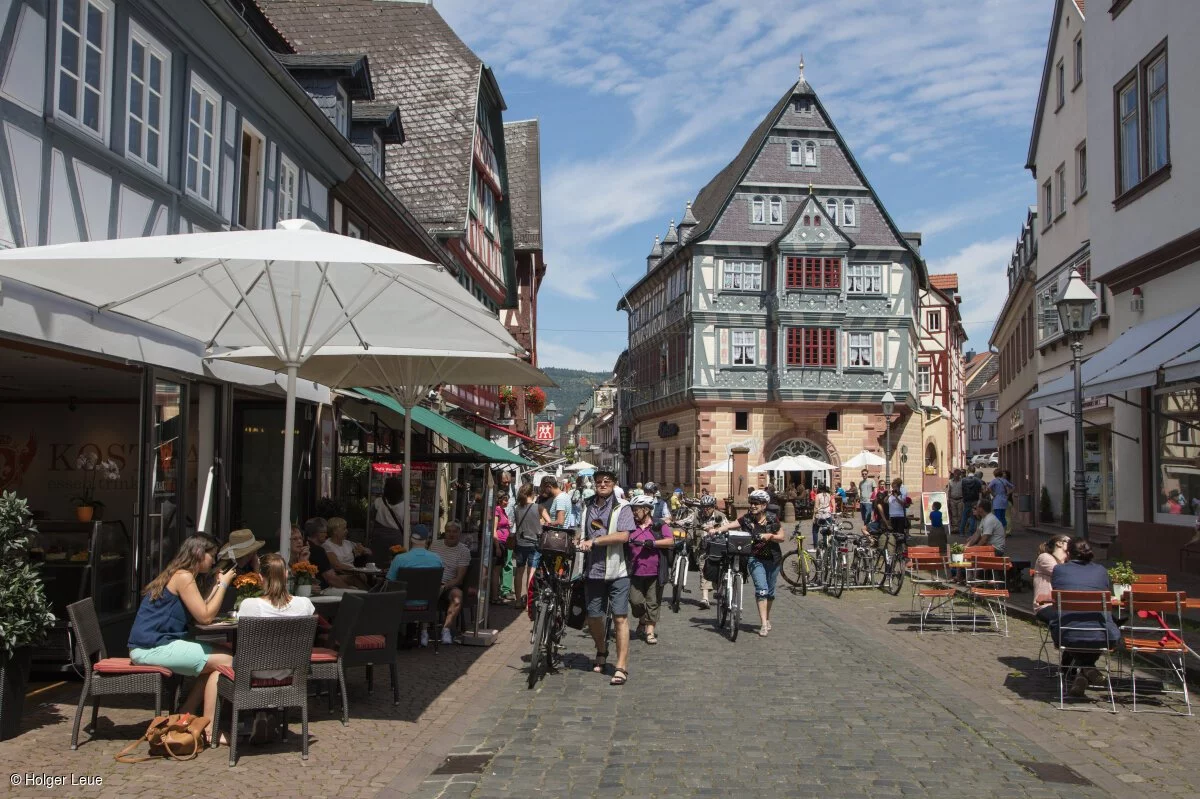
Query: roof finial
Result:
<box><xmin>798</xmin><ymin>53</ymin><xmax>805</xmax><ymax>82</ymax></box>
<box><xmin>808</xmin><ymin>182</ymin><xmax>814</xmax><ymax>195</ymax></box>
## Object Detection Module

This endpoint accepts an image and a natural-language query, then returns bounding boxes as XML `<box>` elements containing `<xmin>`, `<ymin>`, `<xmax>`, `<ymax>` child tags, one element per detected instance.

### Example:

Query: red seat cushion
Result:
<box><xmin>354</xmin><ymin>634</ymin><xmax>386</xmax><ymax>650</ymax></box>
<box><xmin>316</xmin><ymin>615</ymin><xmax>332</xmax><ymax>631</ymax></box>
<box><xmin>310</xmin><ymin>647</ymin><xmax>339</xmax><ymax>663</ymax></box>
<box><xmin>215</xmin><ymin>664</ymin><xmax>294</xmax><ymax>687</ymax></box>
<box><xmin>93</xmin><ymin>657</ymin><xmax>173</xmax><ymax>677</ymax></box>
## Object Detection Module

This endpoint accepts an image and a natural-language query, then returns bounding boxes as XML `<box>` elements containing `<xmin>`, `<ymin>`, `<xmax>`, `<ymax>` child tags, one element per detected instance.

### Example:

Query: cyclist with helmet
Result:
<box><xmin>626</xmin><ymin>494</ymin><xmax>674</xmax><ymax>644</ymax></box>
<box><xmin>642</xmin><ymin>482</ymin><xmax>673</xmax><ymax>529</ymax></box>
<box><xmin>676</xmin><ymin>493</ymin><xmax>728</xmax><ymax>609</ymax></box>
<box><xmin>713</xmin><ymin>489</ymin><xmax>784</xmax><ymax>636</ymax></box>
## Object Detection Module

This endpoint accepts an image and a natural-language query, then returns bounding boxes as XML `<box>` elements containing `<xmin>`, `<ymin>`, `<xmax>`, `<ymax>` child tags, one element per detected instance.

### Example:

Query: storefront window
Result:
<box><xmin>1156</xmin><ymin>386</ymin><xmax>1200</xmax><ymax>516</ymax></box>
<box><xmin>1082</xmin><ymin>428</ymin><xmax>1112</xmax><ymax>513</ymax></box>
<box><xmin>144</xmin><ymin>378</ymin><xmax>187</xmax><ymax>587</ymax></box>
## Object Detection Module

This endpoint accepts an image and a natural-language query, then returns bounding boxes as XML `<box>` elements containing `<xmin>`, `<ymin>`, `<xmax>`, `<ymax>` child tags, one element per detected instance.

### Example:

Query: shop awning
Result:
<box><xmin>347</xmin><ymin>388</ymin><xmax>534</xmax><ymax>466</ymax></box>
<box><xmin>1029</xmin><ymin>307</ymin><xmax>1200</xmax><ymax>409</ymax></box>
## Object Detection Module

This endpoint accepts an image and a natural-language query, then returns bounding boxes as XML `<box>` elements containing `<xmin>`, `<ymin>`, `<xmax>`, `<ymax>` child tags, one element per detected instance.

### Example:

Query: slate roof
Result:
<box><xmin>276</xmin><ymin>52</ymin><xmax>373</xmax><ymax>99</ymax></box>
<box><xmin>353</xmin><ymin>101</ymin><xmax>404</xmax><ymax>143</ymax></box>
<box><xmin>965</xmin><ymin>352</ymin><xmax>999</xmax><ymax>396</ymax></box>
<box><xmin>504</xmin><ymin>120</ymin><xmax>542</xmax><ymax>251</ymax></box>
<box><xmin>259</xmin><ymin>0</ymin><xmax>486</xmax><ymax>231</ymax></box>
<box><xmin>929</xmin><ymin>273</ymin><xmax>959</xmax><ymax>292</ymax></box>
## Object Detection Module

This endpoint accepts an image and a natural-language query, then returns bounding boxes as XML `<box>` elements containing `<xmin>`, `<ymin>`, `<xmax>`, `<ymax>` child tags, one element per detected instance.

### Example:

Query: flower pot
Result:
<box><xmin>0</xmin><ymin>647</ymin><xmax>32</xmax><ymax>741</ymax></box>
<box><xmin>295</xmin><ymin>583</ymin><xmax>312</xmax><ymax>597</ymax></box>
<box><xmin>75</xmin><ymin>506</ymin><xmax>94</xmax><ymax>523</ymax></box>
<box><xmin>950</xmin><ymin>554</ymin><xmax>965</xmax><ymax>564</ymax></box>
<box><xmin>1112</xmin><ymin>583</ymin><xmax>1130</xmax><ymax>601</ymax></box>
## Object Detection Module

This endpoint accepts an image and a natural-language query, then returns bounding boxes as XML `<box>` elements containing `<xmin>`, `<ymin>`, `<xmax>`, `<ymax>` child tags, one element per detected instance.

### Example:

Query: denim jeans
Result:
<box><xmin>747</xmin><ymin>557</ymin><xmax>781</xmax><ymax>600</ymax></box>
<box><xmin>993</xmin><ymin>508</ymin><xmax>1008</xmax><ymax>529</ymax></box>
<box><xmin>959</xmin><ymin>508</ymin><xmax>978</xmax><ymax>537</ymax></box>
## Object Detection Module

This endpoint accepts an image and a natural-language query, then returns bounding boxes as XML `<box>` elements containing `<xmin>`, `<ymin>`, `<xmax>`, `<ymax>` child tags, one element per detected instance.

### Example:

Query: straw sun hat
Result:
<box><xmin>219</xmin><ymin>529</ymin><xmax>266</xmax><ymax>561</ymax></box>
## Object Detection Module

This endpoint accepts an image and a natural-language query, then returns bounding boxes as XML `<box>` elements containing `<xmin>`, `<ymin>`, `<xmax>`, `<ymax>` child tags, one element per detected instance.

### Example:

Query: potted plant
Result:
<box><xmin>289</xmin><ymin>562</ymin><xmax>318</xmax><ymax>597</ymax></box>
<box><xmin>525</xmin><ymin>386</ymin><xmax>546</xmax><ymax>415</ymax></box>
<box><xmin>498</xmin><ymin>385</ymin><xmax>516</xmax><ymax>416</ymax></box>
<box><xmin>72</xmin><ymin>452</ymin><xmax>120</xmax><ymax>522</ymax></box>
<box><xmin>0</xmin><ymin>491</ymin><xmax>56</xmax><ymax>740</ymax></box>
<box><xmin>949</xmin><ymin>542</ymin><xmax>966</xmax><ymax>564</ymax></box>
<box><xmin>1107</xmin><ymin>560</ymin><xmax>1136</xmax><ymax>601</ymax></box>
<box><xmin>231</xmin><ymin>572</ymin><xmax>264</xmax><ymax>611</ymax></box>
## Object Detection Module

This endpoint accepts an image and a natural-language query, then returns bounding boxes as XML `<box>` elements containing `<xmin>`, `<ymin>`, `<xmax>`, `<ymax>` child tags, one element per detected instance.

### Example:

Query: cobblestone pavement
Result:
<box><xmin>0</xmin><ymin>606</ymin><xmax>530</xmax><ymax>799</ymax></box>
<box><xmin>412</xmin><ymin>577</ymin><xmax>1200</xmax><ymax>799</ymax></box>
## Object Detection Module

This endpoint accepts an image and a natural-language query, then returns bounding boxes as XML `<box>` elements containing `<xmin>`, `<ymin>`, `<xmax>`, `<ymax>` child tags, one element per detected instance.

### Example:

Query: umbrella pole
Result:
<box><xmin>279</xmin><ymin>364</ymin><xmax>298</xmax><ymax>562</ymax></box>
<box><xmin>403</xmin><ymin>408</ymin><xmax>413</xmax><ymax>549</ymax></box>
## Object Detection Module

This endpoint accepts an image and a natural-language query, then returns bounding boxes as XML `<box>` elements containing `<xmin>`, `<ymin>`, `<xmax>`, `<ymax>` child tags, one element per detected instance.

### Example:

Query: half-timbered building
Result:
<box><xmin>917</xmin><ymin>273</ymin><xmax>967</xmax><ymax>487</ymax></box>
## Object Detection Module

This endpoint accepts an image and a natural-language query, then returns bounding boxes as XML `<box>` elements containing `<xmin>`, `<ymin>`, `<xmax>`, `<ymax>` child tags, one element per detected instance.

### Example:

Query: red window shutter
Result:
<box><xmin>804</xmin><ymin>258</ymin><xmax>819</xmax><ymax>289</ymax></box>
<box><xmin>786</xmin><ymin>328</ymin><xmax>802</xmax><ymax>365</ymax></box>
<box><xmin>786</xmin><ymin>257</ymin><xmax>802</xmax><ymax>289</ymax></box>
<box><xmin>820</xmin><ymin>329</ymin><xmax>836</xmax><ymax>366</ymax></box>
<box><xmin>824</xmin><ymin>258</ymin><xmax>840</xmax><ymax>289</ymax></box>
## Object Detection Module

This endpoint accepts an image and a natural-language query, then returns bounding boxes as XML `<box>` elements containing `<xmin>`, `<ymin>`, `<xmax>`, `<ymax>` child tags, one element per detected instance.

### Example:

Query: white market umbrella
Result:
<box><xmin>213</xmin><ymin>345</ymin><xmax>554</xmax><ymax>548</ymax></box>
<box><xmin>564</xmin><ymin>460</ymin><xmax>597</xmax><ymax>472</ymax></box>
<box><xmin>751</xmin><ymin>454</ymin><xmax>834</xmax><ymax>473</ymax></box>
<box><xmin>842</xmin><ymin>450</ymin><xmax>887</xmax><ymax>469</ymax></box>
<box><xmin>0</xmin><ymin>220</ymin><xmax>524</xmax><ymax>557</ymax></box>
<box><xmin>698</xmin><ymin>461</ymin><xmax>732</xmax><ymax>472</ymax></box>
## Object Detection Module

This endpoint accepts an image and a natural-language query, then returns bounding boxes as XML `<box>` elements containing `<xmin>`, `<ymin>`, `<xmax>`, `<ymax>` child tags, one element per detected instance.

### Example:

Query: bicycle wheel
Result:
<box><xmin>716</xmin><ymin>569</ymin><xmax>729</xmax><ymax>630</ymax></box>
<box><xmin>850</xmin><ymin>551</ymin><xmax>867</xmax><ymax>587</ymax></box>
<box><xmin>730</xmin><ymin>572</ymin><xmax>742</xmax><ymax>642</ymax></box>
<box><xmin>780</xmin><ymin>552</ymin><xmax>804</xmax><ymax>588</ymax></box>
<box><xmin>528</xmin><ymin>601</ymin><xmax>550</xmax><ymax>689</ymax></box>
<box><xmin>812</xmin><ymin>546</ymin><xmax>826</xmax><ymax>587</ymax></box>
<box><xmin>671</xmin><ymin>557</ymin><xmax>685</xmax><ymax>612</ymax></box>
<box><xmin>826</xmin><ymin>554</ymin><xmax>846</xmax><ymax>599</ymax></box>
<box><xmin>881</xmin><ymin>552</ymin><xmax>905</xmax><ymax>596</ymax></box>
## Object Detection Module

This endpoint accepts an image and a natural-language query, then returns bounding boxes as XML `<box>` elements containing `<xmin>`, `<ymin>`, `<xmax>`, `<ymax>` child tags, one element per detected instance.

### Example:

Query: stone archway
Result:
<box><xmin>767</xmin><ymin>437</ymin><xmax>837</xmax><ymax>493</ymax></box>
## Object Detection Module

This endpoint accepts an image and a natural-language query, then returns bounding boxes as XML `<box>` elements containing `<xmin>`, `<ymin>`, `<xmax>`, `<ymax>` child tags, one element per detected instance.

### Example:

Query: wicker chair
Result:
<box><xmin>338</xmin><ymin>591</ymin><xmax>407</xmax><ymax>704</ymax></box>
<box><xmin>309</xmin><ymin>592</ymin><xmax>365</xmax><ymax>725</ymax></box>
<box><xmin>391</xmin><ymin>567</ymin><xmax>443</xmax><ymax>653</ymax></box>
<box><xmin>66</xmin><ymin>598</ymin><xmax>180</xmax><ymax>750</ymax></box>
<box><xmin>211</xmin><ymin>615</ymin><xmax>319</xmax><ymax>765</ymax></box>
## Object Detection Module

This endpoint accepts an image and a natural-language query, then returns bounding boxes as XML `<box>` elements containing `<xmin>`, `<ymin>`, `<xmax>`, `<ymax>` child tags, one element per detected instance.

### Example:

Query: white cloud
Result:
<box><xmin>537</xmin><ymin>341</ymin><xmax>621</xmax><ymax>372</ymax></box>
<box><xmin>928</xmin><ymin>236</ymin><xmax>1017</xmax><ymax>348</ymax></box>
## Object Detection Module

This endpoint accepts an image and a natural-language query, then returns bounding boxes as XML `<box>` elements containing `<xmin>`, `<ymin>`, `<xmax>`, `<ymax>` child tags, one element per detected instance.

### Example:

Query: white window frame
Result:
<box><xmin>184</xmin><ymin>73</ymin><xmax>222</xmax><ymax>207</ymax></box>
<box><xmin>721</xmin><ymin>260</ymin><xmax>762</xmax><ymax>292</ymax></box>
<box><xmin>769</xmin><ymin>196</ymin><xmax>782</xmax><ymax>224</ymax></box>
<box><xmin>1147</xmin><ymin>53</ymin><xmax>1169</xmax><ymax>175</ymax></box>
<box><xmin>804</xmin><ymin>141</ymin><xmax>816</xmax><ymax>166</ymax></box>
<box><xmin>789</xmin><ymin>140</ymin><xmax>801</xmax><ymax>166</ymax></box>
<box><xmin>1056</xmin><ymin>163</ymin><xmax>1067</xmax><ymax>216</ymax></box>
<box><xmin>55</xmin><ymin>0</ymin><xmax>114</xmax><ymax>141</ymax></box>
<box><xmin>334</xmin><ymin>84</ymin><xmax>348</xmax><ymax>136</ymax></box>
<box><xmin>125</xmin><ymin>21</ymin><xmax>170</xmax><ymax>176</ymax></box>
<box><xmin>917</xmin><ymin>364</ymin><xmax>931</xmax><ymax>394</ymax></box>
<box><xmin>1041</xmin><ymin>179</ymin><xmax>1053</xmax><ymax>228</ymax></box>
<box><xmin>1055</xmin><ymin>58</ymin><xmax>1065</xmax><ymax>109</ymax></box>
<box><xmin>237</xmin><ymin>120</ymin><xmax>266</xmax><ymax>229</ymax></box>
<box><xmin>825</xmin><ymin>198</ymin><xmax>838</xmax><ymax>225</ymax></box>
<box><xmin>926</xmin><ymin>311</ymin><xmax>941</xmax><ymax>332</ymax></box>
<box><xmin>278</xmin><ymin>154</ymin><xmax>299</xmax><ymax>221</ymax></box>
<box><xmin>842</xmin><ymin>198</ymin><xmax>856</xmax><ymax>227</ymax></box>
<box><xmin>1118</xmin><ymin>77</ymin><xmax>1140</xmax><ymax>194</ymax></box>
<box><xmin>371</xmin><ymin>132</ymin><xmax>383</xmax><ymax>176</ymax></box>
<box><xmin>848</xmin><ymin>333</ymin><xmax>873</xmax><ymax>368</ymax></box>
<box><xmin>1179</xmin><ymin>420</ymin><xmax>1194</xmax><ymax>445</ymax></box>
<box><xmin>751</xmin><ymin>196</ymin><xmax>764</xmax><ymax>224</ymax></box>
<box><xmin>346</xmin><ymin>221</ymin><xmax>362</xmax><ymax>239</ymax></box>
<box><xmin>1073</xmin><ymin>34</ymin><xmax>1083</xmax><ymax>87</ymax></box>
<box><xmin>730</xmin><ymin>329</ymin><xmax>756</xmax><ymax>366</ymax></box>
<box><xmin>1076</xmin><ymin>141</ymin><xmax>1087</xmax><ymax>197</ymax></box>
<box><xmin>846</xmin><ymin>263</ymin><xmax>882</xmax><ymax>294</ymax></box>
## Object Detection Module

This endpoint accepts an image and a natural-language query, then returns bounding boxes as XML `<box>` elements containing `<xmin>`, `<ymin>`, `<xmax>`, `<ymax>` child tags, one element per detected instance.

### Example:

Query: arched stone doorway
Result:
<box><xmin>769</xmin><ymin>438</ymin><xmax>834</xmax><ymax>493</ymax></box>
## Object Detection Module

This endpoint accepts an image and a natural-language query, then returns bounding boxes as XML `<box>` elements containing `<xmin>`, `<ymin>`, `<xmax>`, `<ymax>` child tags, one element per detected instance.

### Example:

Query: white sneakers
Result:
<box><xmin>441</xmin><ymin>627</ymin><xmax>454</xmax><ymax>645</ymax></box>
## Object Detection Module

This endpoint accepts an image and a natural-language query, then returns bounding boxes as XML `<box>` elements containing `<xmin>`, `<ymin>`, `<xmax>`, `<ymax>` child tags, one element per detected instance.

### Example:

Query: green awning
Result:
<box><xmin>351</xmin><ymin>387</ymin><xmax>534</xmax><ymax>466</ymax></box>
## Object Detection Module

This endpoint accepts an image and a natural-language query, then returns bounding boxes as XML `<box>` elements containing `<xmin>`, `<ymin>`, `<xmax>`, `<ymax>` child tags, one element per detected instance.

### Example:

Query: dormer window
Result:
<box><xmin>843</xmin><ymin>199</ymin><xmax>856</xmax><ymax>227</ymax></box>
<box><xmin>805</xmin><ymin>141</ymin><xmax>817</xmax><ymax>166</ymax></box>
<box><xmin>825</xmin><ymin>198</ymin><xmax>838</xmax><ymax>224</ymax></box>
<box><xmin>794</xmin><ymin>98</ymin><xmax>811</xmax><ymax>114</ymax></box>
<box><xmin>752</xmin><ymin>196</ymin><xmax>765</xmax><ymax>224</ymax></box>
<box><xmin>789</xmin><ymin>140</ymin><xmax>801</xmax><ymax>166</ymax></box>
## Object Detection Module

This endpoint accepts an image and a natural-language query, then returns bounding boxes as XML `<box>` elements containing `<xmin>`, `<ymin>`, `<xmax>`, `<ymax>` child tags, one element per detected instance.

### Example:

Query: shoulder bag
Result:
<box><xmin>115</xmin><ymin>713</ymin><xmax>210</xmax><ymax>763</ymax></box>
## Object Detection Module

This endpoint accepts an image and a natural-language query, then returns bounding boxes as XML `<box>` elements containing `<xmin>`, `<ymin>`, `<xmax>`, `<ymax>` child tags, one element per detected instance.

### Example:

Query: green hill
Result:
<box><xmin>542</xmin><ymin>367</ymin><xmax>611</xmax><ymax>420</ymax></box>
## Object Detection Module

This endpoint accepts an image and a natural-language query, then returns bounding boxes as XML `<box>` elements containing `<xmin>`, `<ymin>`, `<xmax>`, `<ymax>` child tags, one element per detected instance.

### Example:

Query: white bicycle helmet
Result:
<box><xmin>749</xmin><ymin>489</ymin><xmax>771</xmax><ymax>504</ymax></box>
<box><xmin>630</xmin><ymin>494</ymin><xmax>655</xmax><ymax>508</ymax></box>
<box><xmin>700</xmin><ymin>494</ymin><xmax>717</xmax><ymax>508</ymax></box>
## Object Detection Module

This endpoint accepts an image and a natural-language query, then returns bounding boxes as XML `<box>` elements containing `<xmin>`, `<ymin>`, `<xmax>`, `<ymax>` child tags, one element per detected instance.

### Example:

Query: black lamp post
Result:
<box><xmin>1055</xmin><ymin>268</ymin><xmax>1098</xmax><ymax>541</ymax></box>
<box><xmin>974</xmin><ymin>400</ymin><xmax>984</xmax><ymax>423</ymax></box>
<box><xmin>881</xmin><ymin>391</ymin><xmax>896</xmax><ymax>486</ymax></box>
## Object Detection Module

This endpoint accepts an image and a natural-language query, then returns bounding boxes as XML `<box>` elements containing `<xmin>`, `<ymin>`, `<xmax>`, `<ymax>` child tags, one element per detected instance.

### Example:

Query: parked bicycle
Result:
<box><xmin>527</xmin><ymin>525</ymin><xmax>575</xmax><ymax>689</ymax></box>
<box><xmin>705</xmin><ymin>529</ymin><xmax>759</xmax><ymax>642</ymax></box>
<box><xmin>779</xmin><ymin>524</ymin><xmax>817</xmax><ymax>595</ymax></box>
<box><xmin>668</xmin><ymin>526</ymin><xmax>692</xmax><ymax>612</ymax></box>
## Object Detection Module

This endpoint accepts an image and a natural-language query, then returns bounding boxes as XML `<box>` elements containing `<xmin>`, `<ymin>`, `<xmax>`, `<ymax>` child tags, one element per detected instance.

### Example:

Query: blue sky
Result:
<box><xmin>439</xmin><ymin>0</ymin><xmax>1052</xmax><ymax>371</ymax></box>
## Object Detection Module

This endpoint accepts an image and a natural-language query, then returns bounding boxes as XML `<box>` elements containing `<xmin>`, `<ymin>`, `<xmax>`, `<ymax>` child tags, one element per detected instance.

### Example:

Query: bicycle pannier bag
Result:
<box><xmin>726</xmin><ymin>531</ymin><xmax>754</xmax><ymax>555</ymax></box>
<box><xmin>702</xmin><ymin>555</ymin><xmax>723</xmax><ymax>584</ymax></box>
<box><xmin>566</xmin><ymin>580</ymin><xmax>587</xmax><ymax>629</ymax></box>
<box><xmin>538</xmin><ymin>527</ymin><xmax>572</xmax><ymax>555</ymax></box>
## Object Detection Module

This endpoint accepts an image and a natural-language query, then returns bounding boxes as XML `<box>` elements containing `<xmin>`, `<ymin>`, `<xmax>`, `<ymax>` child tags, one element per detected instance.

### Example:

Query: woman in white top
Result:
<box><xmin>236</xmin><ymin>553</ymin><xmax>316</xmax><ymax>679</ymax></box>
<box><xmin>1032</xmin><ymin>534</ymin><xmax>1070</xmax><ymax>620</ymax></box>
<box><xmin>322</xmin><ymin>516</ymin><xmax>372</xmax><ymax>589</ymax></box>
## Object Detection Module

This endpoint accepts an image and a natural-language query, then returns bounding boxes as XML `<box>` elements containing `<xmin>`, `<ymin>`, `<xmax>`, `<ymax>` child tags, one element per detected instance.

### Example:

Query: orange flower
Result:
<box><xmin>390</xmin><ymin>544</ymin><xmax>407</xmax><ymax>554</ymax></box>
<box><xmin>232</xmin><ymin>572</ymin><xmax>263</xmax><ymax>590</ymax></box>
<box><xmin>290</xmin><ymin>561</ymin><xmax>318</xmax><ymax>578</ymax></box>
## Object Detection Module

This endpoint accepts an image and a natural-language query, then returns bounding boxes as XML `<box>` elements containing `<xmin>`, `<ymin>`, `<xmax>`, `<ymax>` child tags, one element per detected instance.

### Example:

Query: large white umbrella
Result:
<box><xmin>564</xmin><ymin>460</ymin><xmax>597</xmax><ymax>472</ymax></box>
<box><xmin>212</xmin><ymin>345</ymin><xmax>554</xmax><ymax>548</ymax></box>
<box><xmin>697</xmin><ymin>461</ymin><xmax>732</xmax><ymax>472</ymax></box>
<box><xmin>751</xmin><ymin>454</ymin><xmax>835</xmax><ymax>472</ymax></box>
<box><xmin>0</xmin><ymin>220</ymin><xmax>524</xmax><ymax>554</ymax></box>
<box><xmin>842</xmin><ymin>450</ymin><xmax>887</xmax><ymax>469</ymax></box>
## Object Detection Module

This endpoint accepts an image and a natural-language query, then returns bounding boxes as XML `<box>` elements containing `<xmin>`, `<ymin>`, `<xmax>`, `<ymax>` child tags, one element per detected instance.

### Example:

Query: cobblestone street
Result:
<box><xmin>414</xmin><ymin>576</ymin><xmax>1199</xmax><ymax>799</ymax></box>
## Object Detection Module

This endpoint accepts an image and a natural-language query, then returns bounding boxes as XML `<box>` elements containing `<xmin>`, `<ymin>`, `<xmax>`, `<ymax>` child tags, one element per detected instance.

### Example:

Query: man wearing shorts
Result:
<box><xmin>577</xmin><ymin>469</ymin><xmax>635</xmax><ymax>685</ymax></box>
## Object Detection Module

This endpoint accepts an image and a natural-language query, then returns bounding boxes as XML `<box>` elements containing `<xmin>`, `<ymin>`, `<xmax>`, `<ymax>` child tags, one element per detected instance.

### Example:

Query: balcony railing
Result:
<box><xmin>628</xmin><ymin>373</ymin><xmax>687</xmax><ymax>410</ymax></box>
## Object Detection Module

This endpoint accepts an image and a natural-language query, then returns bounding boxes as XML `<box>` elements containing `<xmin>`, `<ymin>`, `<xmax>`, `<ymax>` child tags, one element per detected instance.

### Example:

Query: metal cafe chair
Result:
<box><xmin>1051</xmin><ymin>590</ymin><xmax>1118</xmax><ymax>713</ymax></box>
<box><xmin>1122</xmin><ymin>590</ymin><xmax>1191</xmax><ymax>716</ymax></box>
<box><xmin>66</xmin><ymin>598</ymin><xmax>180</xmax><ymax>750</ymax></box>
<box><xmin>211</xmin><ymin>615</ymin><xmax>319</xmax><ymax>765</ymax></box>
<box><xmin>967</xmin><ymin>555</ymin><xmax>1012</xmax><ymax>637</ymax></box>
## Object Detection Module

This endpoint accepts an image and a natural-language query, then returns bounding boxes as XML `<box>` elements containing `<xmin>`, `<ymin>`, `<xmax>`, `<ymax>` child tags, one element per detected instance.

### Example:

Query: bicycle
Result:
<box><xmin>824</xmin><ymin>528</ymin><xmax>856</xmax><ymax>598</ymax></box>
<box><xmin>668</xmin><ymin>526</ymin><xmax>692</xmax><ymax>612</ymax></box>
<box><xmin>527</xmin><ymin>526</ymin><xmax>575</xmax><ymax>689</ymax></box>
<box><xmin>779</xmin><ymin>525</ymin><xmax>817</xmax><ymax>595</ymax></box>
<box><xmin>876</xmin><ymin>529</ymin><xmax>908</xmax><ymax>596</ymax></box>
<box><xmin>711</xmin><ymin>529</ymin><xmax>757</xmax><ymax>642</ymax></box>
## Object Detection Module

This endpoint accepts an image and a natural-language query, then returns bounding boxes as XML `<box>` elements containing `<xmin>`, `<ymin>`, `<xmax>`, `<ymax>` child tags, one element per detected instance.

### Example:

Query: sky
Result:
<box><xmin>438</xmin><ymin>0</ymin><xmax>1052</xmax><ymax>372</ymax></box>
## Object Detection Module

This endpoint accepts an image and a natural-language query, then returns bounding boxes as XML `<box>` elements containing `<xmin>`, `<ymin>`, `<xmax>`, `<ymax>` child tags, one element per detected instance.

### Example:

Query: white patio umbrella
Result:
<box><xmin>0</xmin><ymin>220</ymin><xmax>524</xmax><ymax>555</ymax></box>
<box><xmin>564</xmin><ymin>460</ymin><xmax>597</xmax><ymax>472</ymax></box>
<box><xmin>697</xmin><ymin>461</ymin><xmax>732</xmax><ymax>472</ymax></box>
<box><xmin>750</xmin><ymin>454</ymin><xmax>835</xmax><ymax>473</ymax></box>
<box><xmin>842</xmin><ymin>450</ymin><xmax>887</xmax><ymax>469</ymax></box>
<box><xmin>212</xmin><ymin>345</ymin><xmax>554</xmax><ymax>548</ymax></box>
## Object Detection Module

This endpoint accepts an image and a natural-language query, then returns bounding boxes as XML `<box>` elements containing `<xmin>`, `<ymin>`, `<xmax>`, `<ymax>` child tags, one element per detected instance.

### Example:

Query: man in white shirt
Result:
<box><xmin>966</xmin><ymin>500</ymin><xmax>1007</xmax><ymax>555</ymax></box>
<box><xmin>429</xmin><ymin>521</ymin><xmax>473</xmax><ymax>645</ymax></box>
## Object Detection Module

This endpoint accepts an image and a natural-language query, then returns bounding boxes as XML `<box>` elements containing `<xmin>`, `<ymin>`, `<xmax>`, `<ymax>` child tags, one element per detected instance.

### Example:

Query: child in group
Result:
<box><xmin>928</xmin><ymin>501</ymin><xmax>947</xmax><ymax>552</ymax></box>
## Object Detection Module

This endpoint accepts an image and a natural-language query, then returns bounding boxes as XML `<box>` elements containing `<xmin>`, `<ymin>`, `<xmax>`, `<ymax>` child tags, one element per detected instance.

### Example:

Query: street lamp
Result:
<box><xmin>881</xmin><ymin>391</ymin><xmax>896</xmax><ymax>485</ymax></box>
<box><xmin>974</xmin><ymin>401</ymin><xmax>984</xmax><ymax>423</ymax></box>
<box><xmin>1055</xmin><ymin>268</ymin><xmax>1098</xmax><ymax>541</ymax></box>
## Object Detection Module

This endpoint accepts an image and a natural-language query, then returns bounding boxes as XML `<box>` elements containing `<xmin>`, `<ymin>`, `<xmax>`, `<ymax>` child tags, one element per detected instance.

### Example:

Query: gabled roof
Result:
<box><xmin>504</xmin><ymin>120</ymin><xmax>543</xmax><ymax>252</ymax></box>
<box><xmin>964</xmin><ymin>351</ymin><xmax>998</xmax><ymax>396</ymax></box>
<box><xmin>276</xmin><ymin>52</ymin><xmax>374</xmax><ymax>100</ymax></box>
<box><xmin>967</xmin><ymin>361</ymin><xmax>1000</xmax><ymax>398</ymax></box>
<box><xmin>259</xmin><ymin>0</ymin><xmax>492</xmax><ymax>231</ymax></box>
<box><xmin>1026</xmin><ymin>0</ymin><xmax>1085</xmax><ymax>172</ymax></box>
<box><xmin>772</xmin><ymin>193</ymin><xmax>855</xmax><ymax>250</ymax></box>
<box><xmin>930</xmin><ymin>273</ymin><xmax>959</xmax><ymax>292</ymax></box>
<box><xmin>352</xmin><ymin>101</ymin><xmax>404</xmax><ymax>143</ymax></box>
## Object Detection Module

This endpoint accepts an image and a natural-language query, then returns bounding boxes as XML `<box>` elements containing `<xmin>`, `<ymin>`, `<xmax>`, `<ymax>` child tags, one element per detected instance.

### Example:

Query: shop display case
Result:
<box><xmin>28</xmin><ymin>520</ymin><xmax>134</xmax><ymax>666</ymax></box>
